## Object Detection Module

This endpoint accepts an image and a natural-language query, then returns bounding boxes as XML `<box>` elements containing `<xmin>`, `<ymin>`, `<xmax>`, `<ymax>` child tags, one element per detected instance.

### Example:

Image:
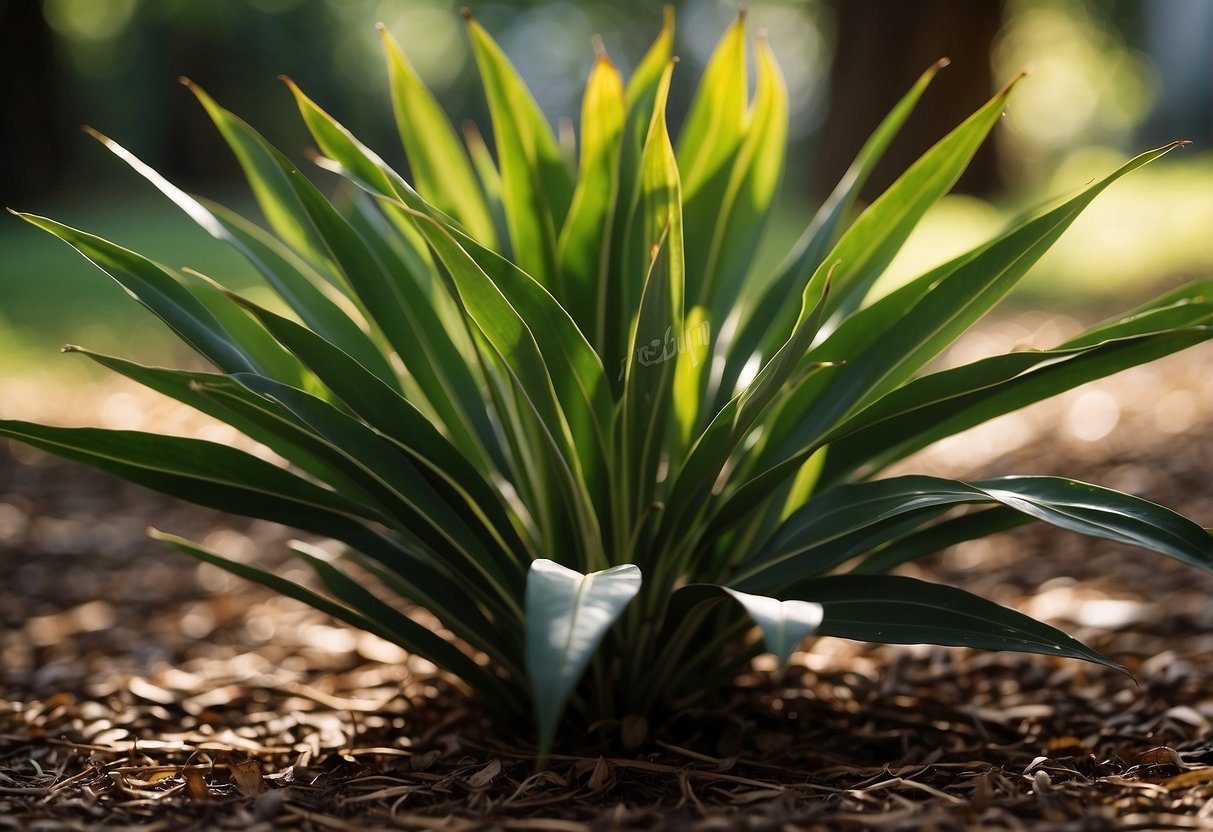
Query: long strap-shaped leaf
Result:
<box><xmin>525</xmin><ymin>559</ymin><xmax>642</xmax><ymax>760</ymax></box>
<box><xmin>0</xmin><ymin>418</ymin><xmax>503</xmax><ymax>653</ymax></box>
<box><xmin>602</xmin><ymin>6</ymin><xmax>674</xmax><ymax>360</ymax></box>
<box><xmin>190</xmin><ymin>83</ymin><xmax>501</xmax><ymax>471</ymax></box>
<box><xmin>0</xmin><ymin>420</ymin><xmax>372</xmax><ymax>525</ymax></box>
<box><xmin>678</xmin><ymin>9</ymin><xmax>747</xmax><ymax>311</ymax></box>
<box><xmin>649</xmin><ymin>283</ymin><xmax>834</xmax><ymax>577</ymax></box>
<box><xmin>721</xmin><ymin>144</ymin><xmax>1186</xmax><ymax>532</ymax></box>
<box><xmin>709</xmin><ymin>59</ymin><xmax>947</xmax><ymax>413</ymax></box>
<box><xmin>618</xmin><ymin>61</ymin><xmax>682</xmax><ymax>532</ymax></box>
<box><xmin>733</xmin><ymin>475</ymin><xmax>1213</xmax><ymax>593</ymax></box>
<box><xmin>697</xmin><ymin>32</ymin><xmax>788</xmax><ymax>350</ymax></box>
<box><xmin>784</xmin><ymin>575</ymin><xmax>1123</xmax><ymax>672</ymax></box>
<box><xmin>154</xmin><ymin>530</ymin><xmax>503</xmax><ymax>697</ymax></box>
<box><xmin>464</xmin><ymin>11</ymin><xmax>572</xmax><ymax>286</ymax></box>
<box><xmin>66</xmin><ymin>348</ymin><xmax>383</xmax><ymax>506</ymax></box>
<box><xmin>379</xmin><ymin>24</ymin><xmax>498</xmax><ymax>248</ymax></box>
<box><xmin>718</xmin><ymin>69</ymin><xmax>1018</xmax><ymax>423</ymax></box>
<box><xmin>284</xmin><ymin>83</ymin><xmax>609</xmax><ymax>564</ymax></box>
<box><xmin>227</xmin><ymin>294</ymin><xmax>528</xmax><ymax>563</ymax></box>
<box><xmin>819</xmin><ymin>324</ymin><xmax>1213</xmax><ymax>484</ymax></box>
<box><xmin>85</xmin><ymin>128</ymin><xmax>403</xmax><ymax>392</ymax></box>
<box><xmin>14</xmin><ymin>214</ymin><xmax>255</xmax><ymax>375</ymax></box>
<box><xmin>557</xmin><ymin>43</ymin><xmax>625</xmax><ymax>340</ymax></box>
<box><xmin>223</xmin><ymin>371</ymin><xmax>523</xmax><ymax>609</ymax></box>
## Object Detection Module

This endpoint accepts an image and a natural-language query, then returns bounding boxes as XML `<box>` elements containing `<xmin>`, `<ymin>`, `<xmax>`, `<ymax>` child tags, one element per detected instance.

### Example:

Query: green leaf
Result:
<box><xmin>820</xmin><ymin>325</ymin><xmax>1213</xmax><ymax>483</ymax></box>
<box><xmin>823</xmin><ymin>73</ymin><xmax>1025</xmax><ymax>320</ymax></box>
<box><xmin>733</xmin><ymin>475</ymin><xmax>1213</xmax><ymax>593</ymax></box>
<box><xmin>465</xmin><ymin>11</ymin><xmax>572</xmax><ymax>286</ymax></box>
<box><xmin>66</xmin><ymin>348</ymin><xmax>364</xmax><ymax>494</ymax></box>
<box><xmin>225</xmin><ymin>294</ymin><xmax>525</xmax><ymax>561</ymax></box>
<box><xmin>711</xmin><ymin>59</ymin><xmax>947</xmax><ymax>411</ymax></box>
<box><xmin>379</xmin><ymin>24</ymin><xmax>498</xmax><ymax>247</ymax></box>
<box><xmin>224</xmin><ymin>371</ymin><xmax>524</xmax><ymax>608</ymax></box>
<box><xmin>192</xmin><ymin>83</ymin><xmax>484</xmax><ymax>427</ymax></box>
<box><xmin>678</xmin><ymin>10</ymin><xmax>748</xmax><ymax>308</ymax></box>
<box><xmin>525</xmin><ymin>559</ymin><xmax>642</xmax><ymax>758</ymax></box>
<box><xmin>697</xmin><ymin>32</ymin><xmax>788</xmax><ymax>337</ymax></box>
<box><xmin>409</xmin><ymin>211</ymin><xmax>605</xmax><ymax>566</ymax></box>
<box><xmin>784</xmin><ymin>575</ymin><xmax>1123</xmax><ymax>671</ymax></box>
<box><xmin>602</xmin><ymin>5</ymin><xmax>673</xmax><ymax>357</ymax></box>
<box><xmin>557</xmin><ymin>43</ymin><xmax>625</xmax><ymax>338</ymax></box>
<box><xmin>0</xmin><ymin>419</ymin><xmax>371</xmax><ymax>525</ymax></box>
<box><xmin>618</xmin><ymin>60</ymin><xmax>682</xmax><ymax>525</ymax></box>
<box><xmin>14</xmin><ymin>213</ymin><xmax>255</xmax><ymax>374</ymax></box>
<box><xmin>735</xmin><ymin>143</ymin><xmax>1187</xmax><ymax>518</ymax></box>
<box><xmin>462</xmin><ymin>121</ymin><xmax>510</xmax><ymax>252</ymax></box>
<box><xmin>653</xmin><ymin>294</ymin><xmax>834</xmax><ymax>572</ymax></box>
<box><xmin>280</xmin><ymin>84</ymin><xmax>514</xmax><ymax>472</ymax></box>
<box><xmin>84</xmin><ymin>127</ymin><xmax>404</xmax><ymax>391</ymax></box>
<box><xmin>287</xmin><ymin>540</ymin><xmax>510</xmax><ymax>696</ymax></box>
<box><xmin>281</xmin><ymin>82</ymin><xmax>609</xmax><ymax>559</ymax></box>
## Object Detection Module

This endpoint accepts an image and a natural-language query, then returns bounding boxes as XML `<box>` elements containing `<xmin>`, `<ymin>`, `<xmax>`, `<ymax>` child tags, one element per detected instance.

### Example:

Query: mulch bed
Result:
<box><xmin>2</xmin><ymin>330</ymin><xmax>1212</xmax><ymax>830</ymax></box>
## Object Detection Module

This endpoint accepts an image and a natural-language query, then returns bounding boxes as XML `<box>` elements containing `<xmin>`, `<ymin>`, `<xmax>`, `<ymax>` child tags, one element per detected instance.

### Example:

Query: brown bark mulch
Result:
<box><xmin>2</xmin><ymin>328</ymin><xmax>1212</xmax><ymax>830</ymax></box>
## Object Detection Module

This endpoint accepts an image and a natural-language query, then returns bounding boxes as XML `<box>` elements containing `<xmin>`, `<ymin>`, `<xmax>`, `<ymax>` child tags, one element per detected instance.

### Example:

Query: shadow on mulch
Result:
<box><xmin>3</xmin><ymin>338</ymin><xmax>1213</xmax><ymax>830</ymax></box>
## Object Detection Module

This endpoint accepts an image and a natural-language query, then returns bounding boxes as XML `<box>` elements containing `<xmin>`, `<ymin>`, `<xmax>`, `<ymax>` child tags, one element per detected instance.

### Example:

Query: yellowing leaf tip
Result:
<box><xmin>998</xmin><ymin>70</ymin><xmax>1028</xmax><ymax>97</ymax></box>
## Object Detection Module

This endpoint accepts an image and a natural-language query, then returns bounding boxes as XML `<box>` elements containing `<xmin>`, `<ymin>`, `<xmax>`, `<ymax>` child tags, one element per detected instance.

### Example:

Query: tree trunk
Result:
<box><xmin>818</xmin><ymin>0</ymin><xmax>1003</xmax><ymax>200</ymax></box>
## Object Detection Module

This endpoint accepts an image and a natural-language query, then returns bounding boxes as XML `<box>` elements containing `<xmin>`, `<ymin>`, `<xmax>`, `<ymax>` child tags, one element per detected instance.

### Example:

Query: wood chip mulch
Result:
<box><xmin>2</xmin><ymin>326</ymin><xmax>1212</xmax><ymax>830</ymax></box>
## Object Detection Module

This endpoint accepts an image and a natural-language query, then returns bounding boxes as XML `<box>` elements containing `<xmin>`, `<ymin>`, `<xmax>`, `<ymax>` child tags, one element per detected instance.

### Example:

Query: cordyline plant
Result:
<box><xmin>6</xmin><ymin>8</ymin><xmax>1213</xmax><ymax>760</ymax></box>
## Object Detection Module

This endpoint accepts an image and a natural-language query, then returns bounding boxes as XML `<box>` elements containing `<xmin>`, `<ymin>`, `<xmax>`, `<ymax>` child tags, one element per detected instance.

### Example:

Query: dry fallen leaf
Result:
<box><xmin>229</xmin><ymin>759</ymin><xmax>266</xmax><ymax>796</ymax></box>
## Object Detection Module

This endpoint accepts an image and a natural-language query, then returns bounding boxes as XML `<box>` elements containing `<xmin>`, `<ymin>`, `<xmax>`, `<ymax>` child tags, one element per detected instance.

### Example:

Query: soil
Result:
<box><xmin>3</xmin><ymin>329</ymin><xmax>1213</xmax><ymax>831</ymax></box>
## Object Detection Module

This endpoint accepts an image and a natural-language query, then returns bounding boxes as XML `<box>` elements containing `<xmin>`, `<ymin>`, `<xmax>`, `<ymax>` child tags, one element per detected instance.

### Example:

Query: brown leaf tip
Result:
<box><xmin>461</xmin><ymin>7</ymin><xmax>473</xmax><ymax>21</ymax></box>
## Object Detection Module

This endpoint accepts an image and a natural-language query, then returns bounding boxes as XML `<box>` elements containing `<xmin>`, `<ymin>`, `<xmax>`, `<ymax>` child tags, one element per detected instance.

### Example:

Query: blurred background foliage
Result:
<box><xmin>1</xmin><ymin>0</ymin><xmax>1211</xmax><ymax>377</ymax></box>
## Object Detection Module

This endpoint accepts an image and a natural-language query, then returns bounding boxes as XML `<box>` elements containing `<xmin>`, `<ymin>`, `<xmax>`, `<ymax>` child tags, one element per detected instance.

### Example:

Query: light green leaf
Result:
<box><xmin>557</xmin><ymin>44</ymin><xmax>625</xmax><ymax>337</ymax></box>
<box><xmin>379</xmin><ymin>24</ymin><xmax>497</xmax><ymax>247</ymax></box>
<box><xmin>619</xmin><ymin>61</ymin><xmax>682</xmax><ymax>524</ymax></box>
<box><xmin>465</xmin><ymin>12</ymin><xmax>572</xmax><ymax>286</ymax></box>
<box><xmin>525</xmin><ymin>559</ymin><xmax>642</xmax><ymax>757</ymax></box>
<box><xmin>678</xmin><ymin>11</ymin><xmax>747</xmax><ymax>310</ymax></box>
<box><xmin>603</xmin><ymin>6</ymin><xmax>674</xmax><ymax>358</ymax></box>
<box><xmin>697</xmin><ymin>32</ymin><xmax>788</xmax><ymax>336</ymax></box>
<box><xmin>711</xmin><ymin>59</ymin><xmax>947</xmax><ymax>411</ymax></box>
